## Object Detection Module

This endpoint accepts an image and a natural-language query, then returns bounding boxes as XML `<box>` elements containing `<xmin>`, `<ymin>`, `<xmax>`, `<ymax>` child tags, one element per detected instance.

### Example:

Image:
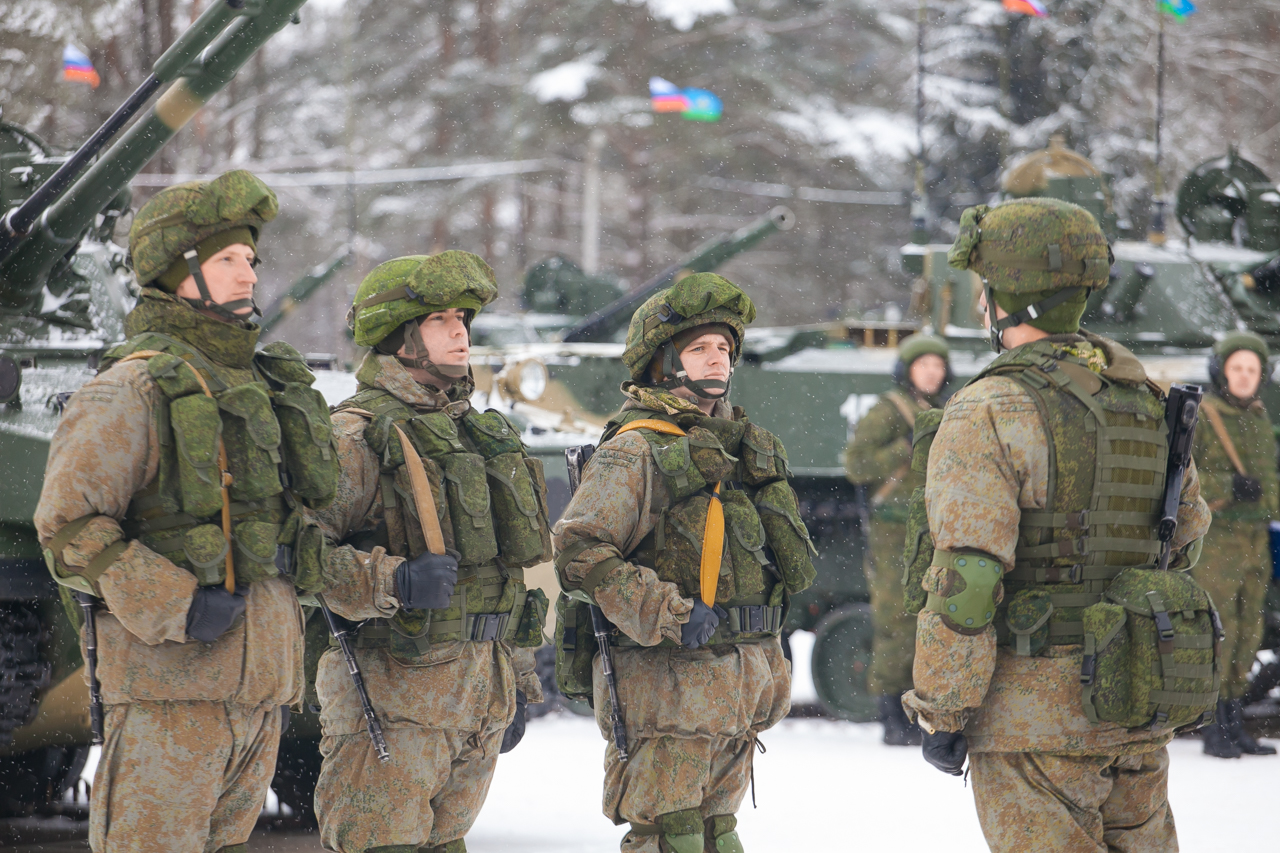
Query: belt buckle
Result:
<box><xmin>744</xmin><ymin>606</ymin><xmax>765</xmax><ymax>633</ymax></box>
<box><xmin>471</xmin><ymin>613</ymin><xmax>502</xmax><ymax>642</ymax></box>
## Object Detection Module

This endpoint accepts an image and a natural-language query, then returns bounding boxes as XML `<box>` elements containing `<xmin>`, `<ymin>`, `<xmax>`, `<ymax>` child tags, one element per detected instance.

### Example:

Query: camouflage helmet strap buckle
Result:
<box><xmin>179</xmin><ymin>249</ymin><xmax>260</xmax><ymax>321</ymax></box>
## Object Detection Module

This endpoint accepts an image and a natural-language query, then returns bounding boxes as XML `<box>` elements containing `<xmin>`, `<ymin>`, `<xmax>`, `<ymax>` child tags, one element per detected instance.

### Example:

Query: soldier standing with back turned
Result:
<box><xmin>308</xmin><ymin>252</ymin><xmax>549</xmax><ymax>853</ymax></box>
<box><xmin>1191</xmin><ymin>331</ymin><xmax>1278</xmax><ymax>758</ymax></box>
<box><xmin>844</xmin><ymin>333</ymin><xmax>949</xmax><ymax>744</ymax></box>
<box><xmin>904</xmin><ymin>199</ymin><xmax>1213</xmax><ymax>850</ymax></box>
<box><xmin>553</xmin><ymin>274</ymin><xmax>814</xmax><ymax>853</ymax></box>
<box><xmin>34</xmin><ymin>171</ymin><xmax>338</xmax><ymax>853</ymax></box>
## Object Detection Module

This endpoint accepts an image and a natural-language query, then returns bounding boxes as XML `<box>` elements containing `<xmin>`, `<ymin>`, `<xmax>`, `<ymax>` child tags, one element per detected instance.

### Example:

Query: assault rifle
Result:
<box><xmin>318</xmin><ymin>597</ymin><xmax>390</xmax><ymax>762</ymax></box>
<box><xmin>1158</xmin><ymin>383</ymin><xmax>1203</xmax><ymax>571</ymax></box>
<box><xmin>565</xmin><ymin>444</ymin><xmax>629</xmax><ymax>761</ymax></box>
<box><xmin>75</xmin><ymin>592</ymin><xmax>104</xmax><ymax>745</ymax></box>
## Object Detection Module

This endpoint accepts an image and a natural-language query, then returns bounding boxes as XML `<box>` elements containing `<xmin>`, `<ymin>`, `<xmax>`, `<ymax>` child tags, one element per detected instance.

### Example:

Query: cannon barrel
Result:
<box><xmin>0</xmin><ymin>0</ymin><xmax>308</xmax><ymax>312</ymax></box>
<box><xmin>561</xmin><ymin>205</ymin><xmax>795</xmax><ymax>343</ymax></box>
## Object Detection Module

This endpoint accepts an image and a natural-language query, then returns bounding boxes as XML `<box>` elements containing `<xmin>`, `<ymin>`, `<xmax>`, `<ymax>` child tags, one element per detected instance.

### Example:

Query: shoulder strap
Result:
<box><xmin>390</xmin><ymin>423</ymin><xmax>446</xmax><ymax>556</ymax></box>
<box><xmin>616</xmin><ymin>418</ymin><xmax>687</xmax><ymax>438</ymax></box>
<box><xmin>1200</xmin><ymin>398</ymin><xmax>1247</xmax><ymax>476</ymax></box>
<box><xmin>883</xmin><ymin>390</ymin><xmax>920</xmax><ymax>429</ymax></box>
<box><xmin>115</xmin><ymin>350</ymin><xmax>235</xmax><ymax>592</ymax></box>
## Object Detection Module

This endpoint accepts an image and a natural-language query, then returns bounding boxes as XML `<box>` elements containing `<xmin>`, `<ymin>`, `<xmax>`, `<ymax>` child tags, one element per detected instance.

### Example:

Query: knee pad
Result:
<box><xmin>926</xmin><ymin>549</ymin><xmax>1002</xmax><ymax>635</ymax></box>
<box><xmin>704</xmin><ymin>815</ymin><xmax>744</xmax><ymax>853</ymax></box>
<box><xmin>420</xmin><ymin>841</ymin><xmax>466</xmax><ymax>853</ymax></box>
<box><xmin>631</xmin><ymin>808</ymin><xmax>704</xmax><ymax>853</ymax></box>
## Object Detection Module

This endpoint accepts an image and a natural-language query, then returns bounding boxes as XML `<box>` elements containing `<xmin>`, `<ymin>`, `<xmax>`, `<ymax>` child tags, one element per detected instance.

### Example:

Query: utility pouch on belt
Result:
<box><xmin>1080</xmin><ymin>567</ymin><xmax>1222</xmax><ymax>730</ymax></box>
<box><xmin>902</xmin><ymin>408</ymin><xmax>944</xmax><ymax>614</ymax></box>
<box><xmin>278</xmin><ymin>511</ymin><xmax>330</xmax><ymax>593</ymax></box>
<box><xmin>554</xmin><ymin>591</ymin><xmax>598</xmax><ymax>703</ymax></box>
<box><xmin>1004</xmin><ymin>588</ymin><xmax>1054</xmax><ymax>656</ymax></box>
<box><xmin>513</xmin><ymin>586</ymin><xmax>549</xmax><ymax>647</ymax></box>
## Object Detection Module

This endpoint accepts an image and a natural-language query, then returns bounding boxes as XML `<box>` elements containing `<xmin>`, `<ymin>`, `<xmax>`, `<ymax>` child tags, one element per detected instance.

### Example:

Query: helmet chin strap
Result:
<box><xmin>180</xmin><ymin>249</ymin><xmax>260</xmax><ymax>322</ymax></box>
<box><xmin>987</xmin><ymin>284</ymin><xmax>1088</xmax><ymax>354</ymax></box>
<box><xmin>656</xmin><ymin>344</ymin><xmax>732</xmax><ymax>400</ymax></box>
<box><xmin>396</xmin><ymin>315</ymin><xmax>470</xmax><ymax>385</ymax></box>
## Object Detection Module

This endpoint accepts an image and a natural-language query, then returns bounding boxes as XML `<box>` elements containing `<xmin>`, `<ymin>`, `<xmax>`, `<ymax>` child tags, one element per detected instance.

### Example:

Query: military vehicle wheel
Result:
<box><xmin>0</xmin><ymin>744</ymin><xmax>88</xmax><ymax>817</ymax></box>
<box><xmin>810</xmin><ymin>604</ymin><xmax>877</xmax><ymax>723</ymax></box>
<box><xmin>271</xmin><ymin>735</ymin><xmax>321</xmax><ymax>826</ymax></box>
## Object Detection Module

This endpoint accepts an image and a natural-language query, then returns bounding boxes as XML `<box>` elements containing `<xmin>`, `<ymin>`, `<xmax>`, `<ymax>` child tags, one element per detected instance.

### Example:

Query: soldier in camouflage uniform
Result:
<box><xmin>309</xmin><ymin>253</ymin><xmax>549</xmax><ymax>853</ymax></box>
<box><xmin>1191</xmin><ymin>331</ymin><xmax>1278</xmax><ymax>757</ymax></box>
<box><xmin>844</xmin><ymin>333</ymin><xmax>949</xmax><ymax>745</ymax></box>
<box><xmin>903</xmin><ymin>199</ymin><xmax>1213</xmax><ymax>851</ymax></box>
<box><xmin>34</xmin><ymin>171</ymin><xmax>338</xmax><ymax>853</ymax></box>
<box><xmin>553</xmin><ymin>273</ymin><xmax>815</xmax><ymax>853</ymax></box>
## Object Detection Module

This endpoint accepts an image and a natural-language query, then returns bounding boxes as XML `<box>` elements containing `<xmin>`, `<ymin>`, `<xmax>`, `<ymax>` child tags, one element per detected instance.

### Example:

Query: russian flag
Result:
<box><xmin>1003</xmin><ymin>0</ymin><xmax>1048</xmax><ymax>16</ymax></box>
<box><xmin>62</xmin><ymin>45</ymin><xmax>100</xmax><ymax>88</ymax></box>
<box><xmin>649</xmin><ymin>77</ymin><xmax>689</xmax><ymax>113</ymax></box>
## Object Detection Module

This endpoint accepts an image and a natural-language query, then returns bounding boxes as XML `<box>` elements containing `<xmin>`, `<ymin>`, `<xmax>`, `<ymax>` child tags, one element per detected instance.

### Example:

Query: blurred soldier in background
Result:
<box><xmin>35</xmin><ymin>171</ymin><xmax>336</xmax><ymax>853</ymax></box>
<box><xmin>310</xmin><ymin>252</ymin><xmax>549</xmax><ymax>853</ymax></box>
<box><xmin>1192</xmin><ymin>331</ymin><xmax>1279</xmax><ymax>758</ymax></box>
<box><xmin>844</xmin><ymin>334</ymin><xmax>950</xmax><ymax>744</ymax></box>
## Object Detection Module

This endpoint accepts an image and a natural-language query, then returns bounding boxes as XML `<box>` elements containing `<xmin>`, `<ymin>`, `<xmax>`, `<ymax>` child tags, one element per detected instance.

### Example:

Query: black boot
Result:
<box><xmin>1202</xmin><ymin>700</ymin><xmax>1243</xmax><ymax>759</ymax></box>
<box><xmin>879</xmin><ymin>694</ymin><xmax>923</xmax><ymax>746</ymax></box>
<box><xmin>1226</xmin><ymin>698</ymin><xmax>1277</xmax><ymax>756</ymax></box>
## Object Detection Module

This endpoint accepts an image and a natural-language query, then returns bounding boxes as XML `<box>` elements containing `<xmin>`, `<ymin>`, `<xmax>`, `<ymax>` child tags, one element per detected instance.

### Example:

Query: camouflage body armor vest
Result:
<box><xmin>101</xmin><ymin>329</ymin><xmax>339</xmax><ymax>593</ymax></box>
<box><xmin>334</xmin><ymin>389</ymin><xmax>551</xmax><ymax>654</ymax></box>
<box><xmin>600</xmin><ymin>408</ymin><xmax>815</xmax><ymax>645</ymax></box>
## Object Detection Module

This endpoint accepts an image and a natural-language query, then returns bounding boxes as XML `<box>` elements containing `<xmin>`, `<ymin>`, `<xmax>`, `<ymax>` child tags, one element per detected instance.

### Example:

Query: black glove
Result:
<box><xmin>922</xmin><ymin>730</ymin><xmax>968</xmax><ymax>776</ymax></box>
<box><xmin>1232</xmin><ymin>472</ymin><xmax>1264</xmax><ymax>503</ymax></box>
<box><xmin>500</xmin><ymin>690</ymin><xmax>528</xmax><ymax>754</ymax></box>
<box><xmin>186</xmin><ymin>584</ymin><xmax>247</xmax><ymax>643</ymax></box>
<box><xmin>396</xmin><ymin>550</ymin><xmax>459</xmax><ymax>610</ymax></box>
<box><xmin>681</xmin><ymin>601</ymin><xmax>727</xmax><ymax>649</ymax></box>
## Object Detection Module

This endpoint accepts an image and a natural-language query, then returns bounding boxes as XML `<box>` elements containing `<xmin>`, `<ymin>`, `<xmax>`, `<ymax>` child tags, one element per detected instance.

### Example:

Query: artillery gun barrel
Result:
<box><xmin>0</xmin><ymin>0</ymin><xmax>309</xmax><ymax>312</ymax></box>
<box><xmin>561</xmin><ymin>205</ymin><xmax>794</xmax><ymax>343</ymax></box>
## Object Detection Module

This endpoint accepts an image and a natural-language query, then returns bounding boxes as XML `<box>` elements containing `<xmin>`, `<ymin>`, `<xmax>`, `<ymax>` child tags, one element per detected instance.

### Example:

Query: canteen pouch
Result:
<box><xmin>554</xmin><ymin>592</ymin><xmax>597</xmax><ymax>703</ymax></box>
<box><xmin>233</xmin><ymin>520</ymin><xmax>283</xmax><ymax>583</ymax></box>
<box><xmin>1004</xmin><ymin>588</ymin><xmax>1053</xmax><ymax>656</ymax></box>
<box><xmin>739</xmin><ymin>423</ymin><xmax>788</xmax><ymax>485</ymax></box>
<box><xmin>462</xmin><ymin>410</ymin><xmax>524</xmax><ymax>458</ymax></box>
<box><xmin>169</xmin><ymin>394</ymin><xmax>224</xmax><ymax>518</ymax></box>
<box><xmin>441</xmin><ymin>452</ymin><xmax>499</xmax><ymax>567</ymax></box>
<box><xmin>183</xmin><ymin>523</ymin><xmax>229</xmax><ymax>586</ymax></box>
<box><xmin>1080</xmin><ymin>567</ymin><xmax>1222</xmax><ymax>730</ymax></box>
<box><xmin>217</xmin><ymin>383</ymin><xmax>284</xmax><ymax>502</ymax></box>
<box><xmin>753</xmin><ymin>480</ymin><xmax>816</xmax><ymax>594</ymax></box>
<box><xmin>272</xmin><ymin>382</ymin><xmax>339</xmax><ymax>507</ymax></box>
<box><xmin>486</xmin><ymin>451</ymin><xmax>548</xmax><ymax>568</ymax></box>
<box><xmin>514</xmin><ymin>587</ymin><xmax>550</xmax><ymax>648</ymax></box>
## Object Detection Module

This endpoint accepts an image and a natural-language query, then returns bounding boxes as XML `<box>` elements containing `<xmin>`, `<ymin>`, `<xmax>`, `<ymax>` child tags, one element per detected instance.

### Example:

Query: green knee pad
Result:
<box><xmin>704</xmin><ymin>815</ymin><xmax>743</xmax><ymax>853</ymax></box>
<box><xmin>420</xmin><ymin>841</ymin><xmax>466</xmax><ymax>853</ymax></box>
<box><xmin>631</xmin><ymin>808</ymin><xmax>704</xmax><ymax>853</ymax></box>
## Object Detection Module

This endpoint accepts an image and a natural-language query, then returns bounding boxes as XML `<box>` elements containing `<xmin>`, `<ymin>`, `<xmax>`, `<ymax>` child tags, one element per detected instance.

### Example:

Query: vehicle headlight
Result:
<box><xmin>498</xmin><ymin>358</ymin><xmax>548</xmax><ymax>403</ymax></box>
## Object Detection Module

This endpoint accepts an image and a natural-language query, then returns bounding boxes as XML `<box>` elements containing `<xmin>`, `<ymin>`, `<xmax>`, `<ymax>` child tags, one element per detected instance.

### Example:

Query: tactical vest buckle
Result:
<box><xmin>466</xmin><ymin>612</ymin><xmax>509</xmax><ymax>642</ymax></box>
<box><xmin>1080</xmin><ymin>653</ymin><xmax>1096</xmax><ymax>686</ymax></box>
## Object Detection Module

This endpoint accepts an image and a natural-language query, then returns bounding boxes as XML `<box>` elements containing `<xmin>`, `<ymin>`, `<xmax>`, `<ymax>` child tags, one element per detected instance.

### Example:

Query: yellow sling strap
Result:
<box><xmin>391</xmin><ymin>423</ymin><xmax>447</xmax><ymax>556</ymax></box>
<box><xmin>616</xmin><ymin>419</ymin><xmax>723</xmax><ymax>606</ymax></box>
<box><xmin>118</xmin><ymin>350</ymin><xmax>236</xmax><ymax>592</ymax></box>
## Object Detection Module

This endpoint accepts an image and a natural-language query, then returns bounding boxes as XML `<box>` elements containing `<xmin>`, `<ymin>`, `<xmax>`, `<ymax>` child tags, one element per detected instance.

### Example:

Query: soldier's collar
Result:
<box><xmin>356</xmin><ymin>352</ymin><xmax>472</xmax><ymax>415</ymax></box>
<box><xmin>125</xmin><ymin>289</ymin><xmax>259</xmax><ymax>368</ymax></box>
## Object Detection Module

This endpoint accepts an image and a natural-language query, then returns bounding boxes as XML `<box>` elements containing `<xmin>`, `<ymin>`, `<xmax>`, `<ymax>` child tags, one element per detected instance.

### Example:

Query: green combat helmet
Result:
<box><xmin>623</xmin><ymin>272</ymin><xmax>756</xmax><ymax>399</ymax></box>
<box><xmin>128</xmin><ymin>169</ymin><xmax>278</xmax><ymax>321</ymax></box>
<box><xmin>348</xmin><ymin>251</ymin><xmax>498</xmax><ymax>384</ymax></box>
<box><xmin>947</xmin><ymin>197</ymin><xmax>1112</xmax><ymax>352</ymax></box>
<box><xmin>1210</xmin><ymin>329</ymin><xmax>1271</xmax><ymax>396</ymax></box>
<box><xmin>894</xmin><ymin>333</ymin><xmax>949</xmax><ymax>391</ymax></box>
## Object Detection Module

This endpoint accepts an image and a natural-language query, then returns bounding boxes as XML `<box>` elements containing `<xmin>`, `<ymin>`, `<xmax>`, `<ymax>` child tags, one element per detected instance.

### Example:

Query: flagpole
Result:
<box><xmin>911</xmin><ymin>0</ymin><xmax>928</xmax><ymax>243</ymax></box>
<box><xmin>1150</xmin><ymin>4</ymin><xmax>1167</xmax><ymax>244</ymax></box>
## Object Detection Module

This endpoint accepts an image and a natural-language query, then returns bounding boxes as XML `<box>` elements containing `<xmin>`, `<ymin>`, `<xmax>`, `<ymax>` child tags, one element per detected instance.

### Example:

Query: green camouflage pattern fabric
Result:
<box><xmin>900</xmin><ymin>334</ymin><xmax>1211</xmax><ymax>751</ymax></box>
<box><xmin>89</xmin><ymin>700</ymin><xmax>282</xmax><ymax>853</ymax></box>
<box><xmin>1193</xmin><ymin>392</ymin><xmax>1279</xmax><ymax>521</ymax></box>
<box><xmin>969</xmin><ymin>749</ymin><xmax>1176</xmax><ymax>853</ymax></box>
<box><xmin>1214</xmin><ymin>329</ymin><xmax>1270</xmax><ymax>361</ymax></box>
<box><xmin>622</xmin><ymin>273</ymin><xmax>756</xmax><ymax>380</ymax></box>
<box><xmin>1192</xmin><ymin>520</ymin><xmax>1273</xmax><ymax>699</ymax></box>
<box><xmin>843</xmin><ymin>391</ymin><xmax>926</xmax><ymax>522</ymax></box>
<box><xmin>947</xmin><ymin>198</ymin><xmax>1110</xmax><ymax>294</ymax></box>
<box><xmin>129</xmin><ymin>170</ymin><xmax>277</xmax><ymax>286</ymax></box>
<box><xmin>897</xmin><ymin>333</ymin><xmax>949</xmax><ymax>366</ymax></box>
<box><xmin>864</xmin><ymin>519</ymin><xmax>916</xmax><ymax>696</ymax></box>
<box><xmin>351</xmin><ymin>252</ymin><xmax>498</xmax><ymax>348</ymax></box>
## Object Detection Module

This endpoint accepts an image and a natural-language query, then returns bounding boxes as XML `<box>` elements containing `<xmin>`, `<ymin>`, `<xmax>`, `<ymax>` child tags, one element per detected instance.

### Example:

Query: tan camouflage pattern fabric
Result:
<box><xmin>1192</xmin><ymin>520</ymin><xmax>1272</xmax><ymax>699</ymax></box>
<box><xmin>89</xmin><ymin>700</ymin><xmax>282</xmax><ymax>853</ymax></box>
<box><xmin>969</xmin><ymin>749</ymin><xmax>1176</xmax><ymax>853</ymax></box>
<box><xmin>308</xmin><ymin>353</ymin><xmax>540</xmax><ymax>852</ymax></box>
<box><xmin>864</xmin><ymin>520</ymin><xmax>915</xmax><ymax>696</ymax></box>
<box><xmin>901</xmin><ymin>343</ymin><xmax>1211</xmax><ymax>751</ymax></box>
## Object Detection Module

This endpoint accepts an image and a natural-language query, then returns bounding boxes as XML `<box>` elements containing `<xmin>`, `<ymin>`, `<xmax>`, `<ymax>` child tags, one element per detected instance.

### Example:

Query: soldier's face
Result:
<box><xmin>679</xmin><ymin>332</ymin><xmax>733</xmax><ymax>385</ymax></box>
<box><xmin>175</xmin><ymin>243</ymin><xmax>258</xmax><ymax>316</ymax></box>
<box><xmin>413</xmin><ymin>308</ymin><xmax>471</xmax><ymax>367</ymax></box>
<box><xmin>909</xmin><ymin>354</ymin><xmax>947</xmax><ymax>396</ymax></box>
<box><xmin>1224</xmin><ymin>349</ymin><xmax>1263</xmax><ymax>399</ymax></box>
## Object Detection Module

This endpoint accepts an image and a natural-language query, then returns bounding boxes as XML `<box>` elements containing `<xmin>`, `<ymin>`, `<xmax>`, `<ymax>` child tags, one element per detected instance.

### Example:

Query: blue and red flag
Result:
<box><xmin>62</xmin><ymin>45</ymin><xmax>100</xmax><ymax>88</ymax></box>
<box><xmin>1003</xmin><ymin>0</ymin><xmax>1048</xmax><ymax>17</ymax></box>
<box><xmin>1159</xmin><ymin>0</ymin><xmax>1196</xmax><ymax>19</ymax></box>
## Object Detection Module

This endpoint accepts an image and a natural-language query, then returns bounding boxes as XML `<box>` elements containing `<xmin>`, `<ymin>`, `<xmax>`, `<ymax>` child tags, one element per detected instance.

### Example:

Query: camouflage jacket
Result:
<box><xmin>307</xmin><ymin>353</ymin><xmax>541</xmax><ymax>709</ymax></box>
<box><xmin>1192</xmin><ymin>391</ymin><xmax>1279</xmax><ymax>522</ymax></box>
<box><xmin>34</xmin><ymin>309</ymin><xmax>304</xmax><ymax>707</ymax></box>
<box><xmin>843</xmin><ymin>388</ymin><xmax>929</xmax><ymax>521</ymax></box>
<box><xmin>902</xmin><ymin>335</ymin><xmax>1212</xmax><ymax>755</ymax></box>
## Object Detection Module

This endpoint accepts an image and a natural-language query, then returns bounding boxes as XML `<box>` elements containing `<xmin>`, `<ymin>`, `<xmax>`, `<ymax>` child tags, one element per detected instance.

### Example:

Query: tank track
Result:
<box><xmin>0</xmin><ymin>601</ymin><xmax>53</xmax><ymax>745</ymax></box>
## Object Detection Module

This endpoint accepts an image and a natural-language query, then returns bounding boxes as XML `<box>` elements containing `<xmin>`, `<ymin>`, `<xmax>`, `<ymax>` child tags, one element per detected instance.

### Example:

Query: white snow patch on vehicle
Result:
<box><xmin>527</xmin><ymin>54</ymin><xmax>604</xmax><ymax>104</ymax></box>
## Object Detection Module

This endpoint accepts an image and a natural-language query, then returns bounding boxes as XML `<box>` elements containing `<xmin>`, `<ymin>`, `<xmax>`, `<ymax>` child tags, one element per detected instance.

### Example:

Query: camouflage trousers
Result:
<box><xmin>1191</xmin><ymin>519</ymin><xmax>1272</xmax><ymax>699</ymax></box>
<box><xmin>970</xmin><ymin>748</ymin><xmax>1176</xmax><ymax>853</ymax></box>
<box><xmin>89</xmin><ymin>700</ymin><xmax>282</xmax><ymax>853</ymax></box>
<box><xmin>866</xmin><ymin>518</ymin><xmax>915</xmax><ymax>696</ymax></box>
